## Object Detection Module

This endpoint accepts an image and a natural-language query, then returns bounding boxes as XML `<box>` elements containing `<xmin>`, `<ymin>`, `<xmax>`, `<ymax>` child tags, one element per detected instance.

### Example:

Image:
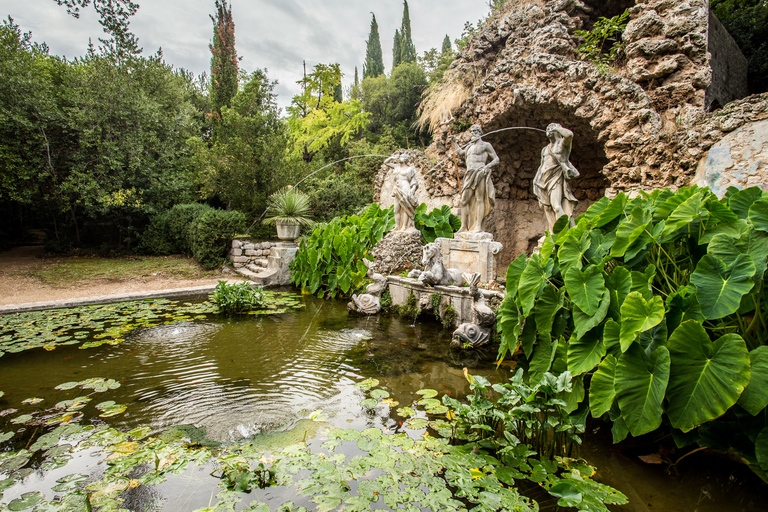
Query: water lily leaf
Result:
<box><xmin>564</xmin><ymin>265</ymin><xmax>606</xmax><ymax>316</ymax></box>
<box><xmin>406</xmin><ymin>418</ymin><xmax>429</xmax><ymax>430</ymax></box>
<box><xmin>7</xmin><ymin>491</ymin><xmax>44</xmax><ymax>511</ymax></box>
<box><xmin>737</xmin><ymin>346</ymin><xmax>768</xmax><ymax>416</ymax></box>
<box><xmin>370</xmin><ymin>389</ymin><xmax>389</xmax><ymax>400</ymax></box>
<box><xmin>415</xmin><ymin>388</ymin><xmax>438</xmax><ymax>399</ymax></box>
<box><xmin>616</xmin><ymin>345</ymin><xmax>670</xmax><ymax>436</ymax></box>
<box><xmin>55</xmin><ymin>381</ymin><xmax>80</xmax><ymax>391</ymax></box>
<box><xmin>355</xmin><ymin>378</ymin><xmax>379</xmax><ymax>390</ymax></box>
<box><xmin>549</xmin><ymin>481</ymin><xmax>582</xmax><ymax>508</ymax></box>
<box><xmin>0</xmin><ymin>431</ymin><xmax>14</xmax><ymax>443</ymax></box>
<box><xmin>667</xmin><ymin>321</ymin><xmax>750</xmax><ymax>432</ymax></box>
<box><xmin>20</xmin><ymin>397</ymin><xmax>43</xmax><ymax>405</ymax></box>
<box><xmin>359</xmin><ymin>398</ymin><xmax>377</xmax><ymax>408</ymax></box>
<box><xmin>619</xmin><ymin>292</ymin><xmax>665</xmax><ymax>352</ymax></box>
<box><xmin>95</xmin><ymin>401</ymin><xmax>127</xmax><ymax>417</ymax></box>
<box><xmin>589</xmin><ymin>355</ymin><xmax>617</xmax><ymax>418</ymax></box>
<box><xmin>396</xmin><ymin>406</ymin><xmax>416</xmax><ymax>418</ymax></box>
<box><xmin>690</xmin><ymin>254</ymin><xmax>755</xmax><ymax>319</ymax></box>
<box><xmin>10</xmin><ymin>414</ymin><xmax>33</xmax><ymax>425</ymax></box>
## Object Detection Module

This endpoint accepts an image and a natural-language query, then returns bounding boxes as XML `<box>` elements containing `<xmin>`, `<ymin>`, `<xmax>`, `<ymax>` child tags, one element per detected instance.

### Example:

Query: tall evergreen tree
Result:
<box><xmin>399</xmin><ymin>1</ymin><xmax>416</xmax><ymax>63</ymax></box>
<box><xmin>334</xmin><ymin>81</ymin><xmax>343</xmax><ymax>103</ymax></box>
<box><xmin>363</xmin><ymin>14</ymin><xmax>384</xmax><ymax>78</ymax></box>
<box><xmin>441</xmin><ymin>34</ymin><xmax>452</xmax><ymax>55</ymax></box>
<box><xmin>393</xmin><ymin>29</ymin><xmax>402</xmax><ymax>68</ymax></box>
<box><xmin>209</xmin><ymin>0</ymin><xmax>238</xmax><ymax>125</ymax></box>
<box><xmin>351</xmin><ymin>66</ymin><xmax>361</xmax><ymax>101</ymax></box>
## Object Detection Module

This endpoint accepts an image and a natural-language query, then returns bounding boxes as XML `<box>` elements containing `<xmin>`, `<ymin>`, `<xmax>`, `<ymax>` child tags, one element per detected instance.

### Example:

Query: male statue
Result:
<box><xmin>533</xmin><ymin>123</ymin><xmax>580</xmax><ymax>233</ymax></box>
<box><xmin>451</xmin><ymin>124</ymin><xmax>499</xmax><ymax>234</ymax></box>
<box><xmin>384</xmin><ymin>153</ymin><xmax>419</xmax><ymax>233</ymax></box>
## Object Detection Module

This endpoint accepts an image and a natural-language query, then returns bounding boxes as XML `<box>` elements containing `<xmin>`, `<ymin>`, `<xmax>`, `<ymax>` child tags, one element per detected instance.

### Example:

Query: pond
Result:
<box><xmin>0</xmin><ymin>291</ymin><xmax>766</xmax><ymax>511</ymax></box>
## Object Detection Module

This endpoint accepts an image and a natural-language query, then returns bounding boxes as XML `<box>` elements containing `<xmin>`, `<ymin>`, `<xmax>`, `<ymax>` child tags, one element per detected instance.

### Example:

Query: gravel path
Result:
<box><xmin>0</xmin><ymin>245</ymin><xmax>243</xmax><ymax>307</ymax></box>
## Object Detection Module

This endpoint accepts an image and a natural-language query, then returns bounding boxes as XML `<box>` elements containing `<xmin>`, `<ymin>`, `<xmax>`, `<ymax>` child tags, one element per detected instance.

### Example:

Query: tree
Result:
<box><xmin>441</xmin><ymin>34</ymin><xmax>452</xmax><ymax>55</ymax></box>
<box><xmin>363</xmin><ymin>14</ymin><xmax>384</xmax><ymax>78</ymax></box>
<box><xmin>209</xmin><ymin>0</ymin><xmax>238</xmax><ymax>127</ymax></box>
<box><xmin>53</xmin><ymin>0</ymin><xmax>140</xmax><ymax>60</ymax></box>
<box><xmin>393</xmin><ymin>29</ymin><xmax>402</xmax><ymax>68</ymax></box>
<box><xmin>350</xmin><ymin>66</ymin><xmax>361</xmax><ymax>101</ymax></box>
<box><xmin>399</xmin><ymin>1</ymin><xmax>417</xmax><ymax>63</ymax></box>
<box><xmin>710</xmin><ymin>0</ymin><xmax>768</xmax><ymax>94</ymax></box>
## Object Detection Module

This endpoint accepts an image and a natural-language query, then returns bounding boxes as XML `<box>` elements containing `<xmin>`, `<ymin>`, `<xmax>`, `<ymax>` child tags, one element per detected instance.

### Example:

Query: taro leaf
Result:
<box><xmin>586</xmin><ymin>229</ymin><xmax>615</xmax><ymax>264</ymax></box>
<box><xmin>589</xmin><ymin>355</ymin><xmax>618</xmax><ymax>418</ymax></box>
<box><xmin>749</xmin><ymin>197</ymin><xmax>768</xmax><ymax>233</ymax></box>
<box><xmin>521</xmin><ymin>317</ymin><xmax>538</xmax><ymax>361</ymax></box>
<box><xmin>606</xmin><ymin>266</ymin><xmax>632</xmax><ymax>320</ymax></box>
<box><xmin>564</xmin><ymin>264</ymin><xmax>606</xmax><ymax>316</ymax></box>
<box><xmin>652</xmin><ymin>187</ymin><xmax>697</xmax><ymax>222</ymax></box>
<box><xmin>661</xmin><ymin>191</ymin><xmax>706</xmax><ymax>240</ymax></box>
<box><xmin>690</xmin><ymin>254</ymin><xmax>755</xmax><ymax>319</ymax></box>
<box><xmin>591</xmin><ymin>193</ymin><xmax>627</xmax><ymax>228</ymax></box>
<box><xmin>528</xmin><ymin>336</ymin><xmax>558</xmax><ymax>385</ymax></box>
<box><xmin>572</xmin><ymin>288</ymin><xmax>610</xmax><ymax>340</ymax></box>
<box><xmin>699</xmin><ymin>218</ymin><xmax>749</xmax><ymax>244</ymax></box>
<box><xmin>582</xmin><ymin>195</ymin><xmax>610</xmax><ymax>222</ymax></box>
<box><xmin>609</xmin><ymin>404</ymin><xmax>630</xmax><ymax>443</ymax></box>
<box><xmin>505</xmin><ymin>253</ymin><xmax>528</xmax><ymax>296</ymax></box>
<box><xmin>666</xmin><ymin>321</ymin><xmax>750</xmax><ymax>432</ymax></box>
<box><xmin>7</xmin><ymin>491</ymin><xmax>44</xmax><ymax>511</ymax></box>
<box><xmin>703</xmin><ymin>193</ymin><xmax>739</xmax><ymax>224</ymax></box>
<box><xmin>567</xmin><ymin>327</ymin><xmax>606</xmax><ymax>376</ymax></box>
<box><xmin>549</xmin><ymin>481</ymin><xmax>582</xmax><ymax>508</ymax></box>
<box><xmin>737</xmin><ymin>346</ymin><xmax>768</xmax><ymax>416</ymax></box>
<box><xmin>603</xmin><ymin>318</ymin><xmax>621</xmax><ymax>355</ymax></box>
<box><xmin>558</xmin><ymin>220</ymin><xmax>590</xmax><ymax>274</ymax></box>
<box><xmin>534</xmin><ymin>285</ymin><xmax>564</xmax><ymax>335</ymax></box>
<box><xmin>630</xmin><ymin>265</ymin><xmax>656</xmax><ymax>301</ymax></box>
<box><xmin>665</xmin><ymin>287</ymin><xmax>705</xmax><ymax>335</ymax></box>
<box><xmin>729</xmin><ymin>187</ymin><xmax>765</xmax><ymax>219</ymax></box>
<box><xmin>757</xmin><ymin>428</ymin><xmax>768</xmax><ymax>473</ymax></box>
<box><xmin>498</xmin><ymin>294</ymin><xmax>522</xmax><ymax>360</ymax></box>
<box><xmin>616</xmin><ymin>345</ymin><xmax>670</xmax><ymax>436</ymax></box>
<box><xmin>611</xmin><ymin>207</ymin><xmax>651</xmax><ymax>258</ymax></box>
<box><xmin>709</xmin><ymin>229</ymin><xmax>768</xmax><ymax>282</ymax></box>
<box><xmin>518</xmin><ymin>254</ymin><xmax>550</xmax><ymax>317</ymax></box>
<box><xmin>619</xmin><ymin>292</ymin><xmax>665</xmax><ymax>352</ymax></box>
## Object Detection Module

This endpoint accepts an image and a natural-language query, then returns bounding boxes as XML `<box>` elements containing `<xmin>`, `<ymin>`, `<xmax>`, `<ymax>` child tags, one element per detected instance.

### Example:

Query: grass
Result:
<box><xmin>31</xmin><ymin>255</ymin><xmax>216</xmax><ymax>286</ymax></box>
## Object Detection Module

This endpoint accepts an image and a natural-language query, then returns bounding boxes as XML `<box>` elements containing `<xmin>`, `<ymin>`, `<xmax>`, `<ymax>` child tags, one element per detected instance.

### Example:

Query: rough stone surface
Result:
<box><xmin>373</xmin><ymin>0</ymin><xmax>766</xmax><ymax>271</ymax></box>
<box><xmin>370</xmin><ymin>230</ymin><xmax>424</xmax><ymax>276</ymax></box>
<box><xmin>693</xmin><ymin>119</ymin><xmax>768</xmax><ymax>196</ymax></box>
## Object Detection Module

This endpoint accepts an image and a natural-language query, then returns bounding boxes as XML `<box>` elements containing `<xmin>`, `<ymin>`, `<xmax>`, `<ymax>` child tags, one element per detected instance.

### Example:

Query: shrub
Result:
<box><xmin>414</xmin><ymin>203</ymin><xmax>461</xmax><ymax>242</ymax></box>
<box><xmin>189</xmin><ymin>208</ymin><xmax>246</xmax><ymax>269</ymax></box>
<box><xmin>211</xmin><ymin>280</ymin><xmax>264</xmax><ymax>315</ymax></box>
<box><xmin>498</xmin><ymin>185</ymin><xmax>768</xmax><ymax>479</ymax></box>
<box><xmin>141</xmin><ymin>203</ymin><xmax>215</xmax><ymax>255</ymax></box>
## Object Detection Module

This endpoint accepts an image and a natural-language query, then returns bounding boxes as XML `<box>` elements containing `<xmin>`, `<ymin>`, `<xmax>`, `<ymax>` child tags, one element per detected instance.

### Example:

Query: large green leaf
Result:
<box><xmin>729</xmin><ymin>187</ymin><xmax>764</xmax><ymax>220</ymax></box>
<box><xmin>606</xmin><ymin>266</ymin><xmax>632</xmax><ymax>320</ymax></box>
<box><xmin>498</xmin><ymin>295</ymin><xmax>522</xmax><ymax>360</ymax></box>
<box><xmin>748</xmin><ymin>197</ymin><xmax>768</xmax><ymax>233</ymax></box>
<box><xmin>661</xmin><ymin>191</ymin><xmax>706</xmax><ymax>240</ymax></box>
<box><xmin>690</xmin><ymin>254</ymin><xmax>755</xmax><ymax>319</ymax></box>
<box><xmin>534</xmin><ymin>284</ymin><xmax>564</xmax><ymax>334</ymax></box>
<box><xmin>611</xmin><ymin>207</ymin><xmax>652</xmax><ymax>258</ymax></box>
<box><xmin>630</xmin><ymin>265</ymin><xmax>656</xmax><ymax>300</ymax></box>
<box><xmin>567</xmin><ymin>327</ymin><xmax>606</xmax><ymax>376</ymax></box>
<box><xmin>616</xmin><ymin>344</ymin><xmax>670</xmax><ymax>436</ymax></box>
<box><xmin>558</xmin><ymin>224</ymin><xmax>590</xmax><ymax>274</ymax></box>
<box><xmin>518</xmin><ymin>254</ymin><xmax>549</xmax><ymax>317</ymax></box>
<box><xmin>529</xmin><ymin>336</ymin><xmax>558</xmax><ymax>385</ymax></box>
<box><xmin>590</xmin><ymin>193</ymin><xmax>627</xmax><ymax>228</ymax></box>
<box><xmin>505</xmin><ymin>253</ymin><xmax>528</xmax><ymax>298</ymax></box>
<box><xmin>652</xmin><ymin>187</ymin><xmax>697</xmax><ymax>222</ymax></box>
<box><xmin>757</xmin><ymin>428</ymin><xmax>768</xmax><ymax>473</ymax></box>
<box><xmin>666</xmin><ymin>321</ymin><xmax>751</xmax><ymax>432</ymax></box>
<box><xmin>665</xmin><ymin>287</ymin><xmax>704</xmax><ymax>334</ymax></box>
<box><xmin>619</xmin><ymin>292</ymin><xmax>665</xmax><ymax>352</ymax></box>
<box><xmin>737</xmin><ymin>346</ymin><xmax>768</xmax><ymax>416</ymax></box>
<box><xmin>564</xmin><ymin>264</ymin><xmax>606</xmax><ymax>316</ymax></box>
<box><xmin>589</xmin><ymin>354</ymin><xmax>617</xmax><ymax>418</ymax></box>
<box><xmin>572</xmin><ymin>289</ymin><xmax>609</xmax><ymax>339</ymax></box>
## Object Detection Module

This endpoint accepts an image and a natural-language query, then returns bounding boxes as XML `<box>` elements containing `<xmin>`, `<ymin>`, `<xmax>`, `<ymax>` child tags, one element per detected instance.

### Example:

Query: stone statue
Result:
<box><xmin>348</xmin><ymin>260</ymin><xmax>388</xmax><ymax>315</ymax></box>
<box><xmin>452</xmin><ymin>273</ymin><xmax>495</xmax><ymax>349</ymax></box>
<box><xmin>385</xmin><ymin>153</ymin><xmax>419</xmax><ymax>233</ymax></box>
<box><xmin>533</xmin><ymin>123</ymin><xmax>580</xmax><ymax>233</ymax></box>
<box><xmin>451</xmin><ymin>124</ymin><xmax>499</xmax><ymax>234</ymax></box>
<box><xmin>407</xmin><ymin>242</ymin><xmax>464</xmax><ymax>287</ymax></box>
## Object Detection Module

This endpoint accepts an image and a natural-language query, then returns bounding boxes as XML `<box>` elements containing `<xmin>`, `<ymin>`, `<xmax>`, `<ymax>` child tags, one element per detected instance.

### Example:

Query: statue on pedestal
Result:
<box><xmin>451</xmin><ymin>125</ymin><xmax>499</xmax><ymax>234</ymax></box>
<box><xmin>385</xmin><ymin>153</ymin><xmax>419</xmax><ymax>233</ymax></box>
<box><xmin>533</xmin><ymin>123</ymin><xmax>580</xmax><ymax>233</ymax></box>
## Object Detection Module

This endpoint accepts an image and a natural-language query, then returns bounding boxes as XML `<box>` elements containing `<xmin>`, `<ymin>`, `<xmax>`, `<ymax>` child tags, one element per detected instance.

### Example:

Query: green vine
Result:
<box><xmin>574</xmin><ymin>10</ymin><xmax>630</xmax><ymax>73</ymax></box>
<box><xmin>398</xmin><ymin>290</ymin><xmax>420</xmax><ymax>321</ymax></box>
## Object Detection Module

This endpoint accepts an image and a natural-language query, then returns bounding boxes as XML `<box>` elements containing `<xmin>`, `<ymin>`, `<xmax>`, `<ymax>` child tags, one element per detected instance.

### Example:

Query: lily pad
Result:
<box><xmin>7</xmin><ymin>491</ymin><xmax>44</xmax><ymax>511</ymax></box>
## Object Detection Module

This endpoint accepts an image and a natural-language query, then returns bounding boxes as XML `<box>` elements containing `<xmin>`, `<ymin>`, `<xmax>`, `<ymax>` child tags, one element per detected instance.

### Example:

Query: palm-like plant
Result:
<box><xmin>262</xmin><ymin>187</ymin><xmax>315</xmax><ymax>227</ymax></box>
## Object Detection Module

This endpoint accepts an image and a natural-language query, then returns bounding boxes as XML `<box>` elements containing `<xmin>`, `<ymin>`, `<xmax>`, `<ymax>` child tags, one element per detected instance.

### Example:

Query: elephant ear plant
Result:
<box><xmin>498</xmin><ymin>185</ymin><xmax>768</xmax><ymax>480</ymax></box>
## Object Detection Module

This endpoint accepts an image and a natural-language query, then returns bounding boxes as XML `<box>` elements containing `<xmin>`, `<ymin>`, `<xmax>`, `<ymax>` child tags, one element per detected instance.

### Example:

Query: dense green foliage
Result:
<box><xmin>211</xmin><ymin>280</ymin><xmax>265</xmax><ymax>314</ymax></box>
<box><xmin>397</xmin><ymin>1</ymin><xmax>417</xmax><ymax>64</ymax></box>
<box><xmin>363</xmin><ymin>14</ymin><xmax>384</xmax><ymax>78</ymax></box>
<box><xmin>414</xmin><ymin>203</ymin><xmax>462</xmax><ymax>242</ymax></box>
<box><xmin>142</xmin><ymin>203</ymin><xmax>245</xmax><ymax>269</ymax></box>
<box><xmin>711</xmin><ymin>0</ymin><xmax>768</xmax><ymax>94</ymax></box>
<box><xmin>262</xmin><ymin>187</ymin><xmax>314</xmax><ymax>226</ymax></box>
<box><xmin>291</xmin><ymin>204</ymin><xmax>394</xmax><ymax>297</ymax></box>
<box><xmin>498</xmin><ymin>185</ymin><xmax>768</xmax><ymax>479</ymax></box>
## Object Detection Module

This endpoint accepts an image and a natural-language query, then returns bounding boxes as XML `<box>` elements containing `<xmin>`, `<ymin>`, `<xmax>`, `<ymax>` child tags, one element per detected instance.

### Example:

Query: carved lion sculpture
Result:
<box><xmin>407</xmin><ymin>242</ymin><xmax>464</xmax><ymax>287</ymax></box>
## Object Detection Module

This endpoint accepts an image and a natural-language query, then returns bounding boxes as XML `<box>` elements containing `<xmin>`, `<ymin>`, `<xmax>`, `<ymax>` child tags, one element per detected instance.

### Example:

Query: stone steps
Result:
<box><xmin>234</xmin><ymin>267</ymin><xmax>278</xmax><ymax>286</ymax></box>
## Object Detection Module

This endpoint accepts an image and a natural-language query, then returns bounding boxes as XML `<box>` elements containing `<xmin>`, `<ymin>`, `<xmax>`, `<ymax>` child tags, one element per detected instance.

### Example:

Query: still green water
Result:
<box><xmin>1</xmin><ymin>293</ymin><xmax>766</xmax><ymax>511</ymax></box>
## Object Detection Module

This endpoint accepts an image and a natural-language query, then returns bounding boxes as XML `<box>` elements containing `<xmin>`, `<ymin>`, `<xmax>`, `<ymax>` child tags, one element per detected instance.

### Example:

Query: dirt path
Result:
<box><xmin>0</xmin><ymin>246</ymin><xmax>242</xmax><ymax>306</ymax></box>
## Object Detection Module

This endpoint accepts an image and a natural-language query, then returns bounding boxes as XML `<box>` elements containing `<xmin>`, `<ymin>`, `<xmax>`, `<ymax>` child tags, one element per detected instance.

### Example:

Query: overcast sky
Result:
<box><xmin>2</xmin><ymin>0</ymin><xmax>491</xmax><ymax>111</ymax></box>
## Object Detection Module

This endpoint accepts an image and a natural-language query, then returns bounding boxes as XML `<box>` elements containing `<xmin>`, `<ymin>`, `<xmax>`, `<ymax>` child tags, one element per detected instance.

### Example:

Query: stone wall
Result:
<box><xmin>230</xmin><ymin>240</ymin><xmax>276</xmax><ymax>269</ymax></box>
<box><xmin>373</xmin><ymin>0</ymin><xmax>767</xmax><ymax>274</ymax></box>
<box><xmin>705</xmin><ymin>10</ymin><xmax>749</xmax><ymax>111</ymax></box>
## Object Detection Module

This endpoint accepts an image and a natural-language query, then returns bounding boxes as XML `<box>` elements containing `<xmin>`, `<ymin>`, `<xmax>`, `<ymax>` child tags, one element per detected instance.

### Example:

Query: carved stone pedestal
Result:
<box><xmin>435</xmin><ymin>234</ymin><xmax>502</xmax><ymax>283</ymax></box>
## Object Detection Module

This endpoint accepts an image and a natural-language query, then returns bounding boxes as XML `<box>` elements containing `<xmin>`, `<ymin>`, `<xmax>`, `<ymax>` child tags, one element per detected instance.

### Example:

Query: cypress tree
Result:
<box><xmin>393</xmin><ymin>29</ymin><xmax>402</xmax><ymax>68</ymax></box>
<box><xmin>441</xmin><ymin>34</ymin><xmax>452</xmax><ymax>55</ymax></box>
<box><xmin>334</xmin><ymin>81</ymin><xmax>343</xmax><ymax>103</ymax></box>
<box><xmin>209</xmin><ymin>0</ymin><xmax>238</xmax><ymax>124</ymax></box>
<box><xmin>351</xmin><ymin>66</ymin><xmax>361</xmax><ymax>101</ymax></box>
<box><xmin>399</xmin><ymin>1</ymin><xmax>416</xmax><ymax>63</ymax></box>
<box><xmin>363</xmin><ymin>14</ymin><xmax>384</xmax><ymax>78</ymax></box>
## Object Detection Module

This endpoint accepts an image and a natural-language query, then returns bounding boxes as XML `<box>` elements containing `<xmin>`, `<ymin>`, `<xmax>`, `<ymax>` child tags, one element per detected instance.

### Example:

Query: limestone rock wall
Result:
<box><xmin>374</xmin><ymin>0</ymin><xmax>766</xmax><ymax>274</ymax></box>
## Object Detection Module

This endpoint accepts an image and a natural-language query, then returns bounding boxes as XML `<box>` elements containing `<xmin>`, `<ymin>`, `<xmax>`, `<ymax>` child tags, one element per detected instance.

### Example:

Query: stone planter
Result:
<box><xmin>276</xmin><ymin>221</ymin><xmax>301</xmax><ymax>241</ymax></box>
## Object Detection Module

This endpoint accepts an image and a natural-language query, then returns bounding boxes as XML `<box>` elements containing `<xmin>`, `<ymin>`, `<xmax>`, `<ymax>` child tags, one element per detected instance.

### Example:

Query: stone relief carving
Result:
<box><xmin>452</xmin><ymin>273</ymin><xmax>496</xmax><ymax>349</ymax></box>
<box><xmin>533</xmin><ymin>123</ymin><xmax>580</xmax><ymax>233</ymax></box>
<box><xmin>451</xmin><ymin>124</ymin><xmax>499</xmax><ymax>234</ymax></box>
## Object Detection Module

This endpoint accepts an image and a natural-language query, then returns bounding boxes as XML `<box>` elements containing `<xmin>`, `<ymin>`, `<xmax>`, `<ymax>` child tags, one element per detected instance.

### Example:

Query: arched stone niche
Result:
<box><xmin>474</xmin><ymin>103</ymin><xmax>609</xmax><ymax>269</ymax></box>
